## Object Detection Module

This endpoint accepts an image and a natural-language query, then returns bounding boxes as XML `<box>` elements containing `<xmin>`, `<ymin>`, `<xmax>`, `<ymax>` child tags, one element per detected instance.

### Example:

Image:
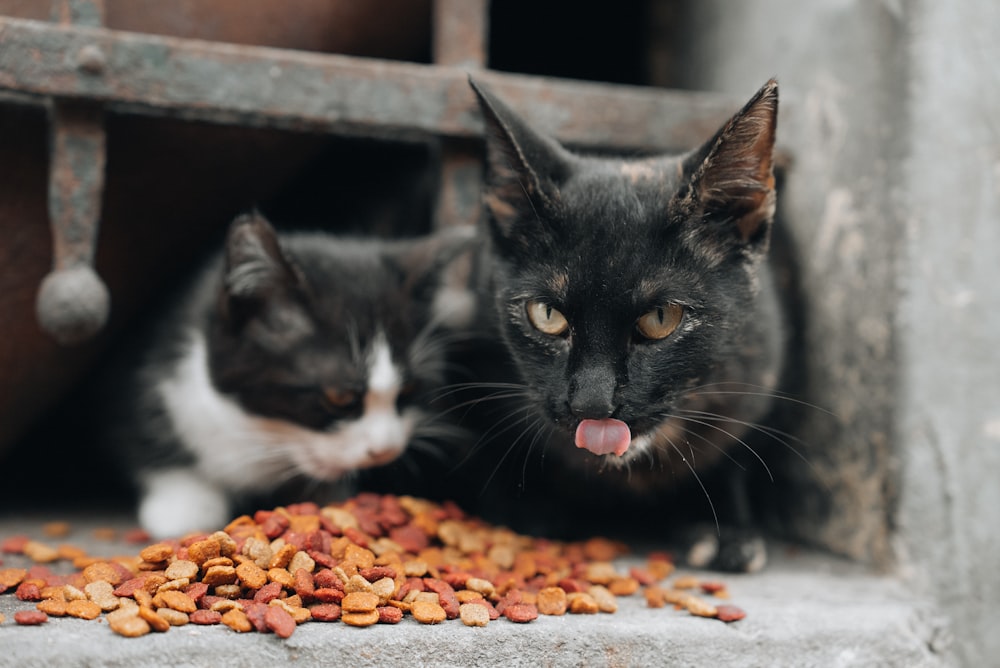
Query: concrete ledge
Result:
<box><xmin>0</xmin><ymin>513</ymin><xmax>951</xmax><ymax>668</ymax></box>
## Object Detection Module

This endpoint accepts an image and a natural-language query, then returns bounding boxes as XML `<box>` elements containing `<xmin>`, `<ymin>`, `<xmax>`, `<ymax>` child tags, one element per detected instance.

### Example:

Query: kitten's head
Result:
<box><xmin>206</xmin><ymin>212</ymin><xmax>474</xmax><ymax>481</ymax></box>
<box><xmin>470</xmin><ymin>78</ymin><xmax>779</xmax><ymax>471</ymax></box>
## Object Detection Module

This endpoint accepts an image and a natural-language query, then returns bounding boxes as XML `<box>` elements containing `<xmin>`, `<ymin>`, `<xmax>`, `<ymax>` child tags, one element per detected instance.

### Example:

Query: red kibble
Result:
<box><xmin>1</xmin><ymin>535</ymin><xmax>29</xmax><ymax>554</ymax></box>
<box><xmin>388</xmin><ymin>524</ymin><xmax>428</xmax><ymax>553</ymax></box>
<box><xmin>190</xmin><ymin>609</ymin><xmax>222</xmax><ymax>625</ymax></box>
<box><xmin>309</xmin><ymin>603</ymin><xmax>341</xmax><ymax>622</ymax></box>
<box><xmin>502</xmin><ymin>603</ymin><xmax>539</xmax><ymax>623</ymax></box>
<box><xmin>264</xmin><ymin>605</ymin><xmax>296</xmax><ymax>639</ymax></box>
<box><xmin>377</xmin><ymin>606</ymin><xmax>403</xmax><ymax>624</ymax></box>
<box><xmin>254</xmin><ymin>582</ymin><xmax>283</xmax><ymax>604</ymax></box>
<box><xmin>716</xmin><ymin>604</ymin><xmax>747</xmax><ymax>623</ymax></box>
<box><xmin>16</xmin><ymin>582</ymin><xmax>42</xmax><ymax>601</ymax></box>
<box><xmin>312</xmin><ymin>588</ymin><xmax>345</xmax><ymax>603</ymax></box>
<box><xmin>14</xmin><ymin>610</ymin><xmax>48</xmax><ymax>625</ymax></box>
<box><xmin>359</xmin><ymin>566</ymin><xmax>396</xmax><ymax>582</ymax></box>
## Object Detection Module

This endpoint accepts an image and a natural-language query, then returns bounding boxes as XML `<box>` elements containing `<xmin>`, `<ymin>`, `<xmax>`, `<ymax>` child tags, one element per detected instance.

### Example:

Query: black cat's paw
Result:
<box><xmin>685</xmin><ymin>526</ymin><xmax>767</xmax><ymax>573</ymax></box>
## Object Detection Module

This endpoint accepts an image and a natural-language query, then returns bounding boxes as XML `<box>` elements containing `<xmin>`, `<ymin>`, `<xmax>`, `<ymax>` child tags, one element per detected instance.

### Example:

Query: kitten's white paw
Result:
<box><xmin>139</xmin><ymin>468</ymin><xmax>231</xmax><ymax>539</ymax></box>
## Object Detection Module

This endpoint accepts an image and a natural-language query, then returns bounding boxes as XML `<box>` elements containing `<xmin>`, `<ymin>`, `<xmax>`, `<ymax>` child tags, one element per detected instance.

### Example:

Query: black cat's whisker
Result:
<box><xmin>479</xmin><ymin>410</ymin><xmax>545</xmax><ymax>496</ymax></box>
<box><xmin>673</xmin><ymin>414</ymin><xmax>772</xmax><ymax>482</ymax></box>
<box><xmin>663</xmin><ymin>434</ymin><xmax>720</xmax><ymax>535</ymax></box>
<box><xmin>519</xmin><ymin>414</ymin><xmax>553</xmax><ymax>490</ymax></box>
<box><xmin>678</xmin><ymin>408</ymin><xmax>812</xmax><ymax>464</ymax></box>
<box><xmin>685</xmin><ymin>382</ymin><xmax>838</xmax><ymax>419</ymax></box>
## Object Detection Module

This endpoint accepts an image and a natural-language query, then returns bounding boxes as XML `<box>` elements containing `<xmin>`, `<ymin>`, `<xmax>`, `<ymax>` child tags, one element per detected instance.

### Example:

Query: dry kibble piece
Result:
<box><xmin>371</xmin><ymin>577</ymin><xmax>396</xmax><ymax>604</ymax></box>
<box><xmin>42</xmin><ymin>521</ymin><xmax>71</xmax><ymax>538</ymax></box>
<box><xmin>583</xmin><ymin>562</ymin><xmax>617</xmax><ymax>585</ymax></box>
<box><xmin>63</xmin><ymin>585</ymin><xmax>87</xmax><ymax>602</ymax></box>
<box><xmin>402</xmin><ymin>560</ymin><xmax>429</xmax><ymax>577</ymax></box>
<box><xmin>502</xmin><ymin>603</ymin><xmax>539</xmax><ymax>623</ymax></box>
<box><xmin>608</xmin><ymin>576</ymin><xmax>640</xmax><ymax>596</ymax></box>
<box><xmin>82</xmin><ymin>562</ymin><xmax>123</xmax><ymax>586</ymax></box>
<box><xmin>267</xmin><ymin>568</ymin><xmax>294</xmax><ymax>589</ymax></box>
<box><xmin>164</xmin><ymin>560</ymin><xmax>199</xmax><ymax>581</ymax></box>
<box><xmin>242</xmin><ymin>537</ymin><xmax>274</xmax><ymax>569</ymax></box>
<box><xmin>66</xmin><ymin>599</ymin><xmax>102</xmax><ymax>620</ymax></box>
<box><xmin>236</xmin><ymin>561</ymin><xmax>269</xmax><ymax>589</ymax></box>
<box><xmin>84</xmin><ymin>580</ymin><xmax>120</xmax><ymax>612</ymax></box>
<box><xmin>139</xmin><ymin>543</ymin><xmax>174</xmax><ymax>563</ymax></box>
<box><xmin>588</xmin><ymin>585</ymin><xmax>618</xmax><ymax>613</ymax></box>
<box><xmin>465</xmin><ymin>577</ymin><xmax>495</xmax><ymax>598</ymax></box>
<box><xmin>644</xmin><ymin>586</ymin><xmax>666</xmax><ymax>609</ymax></box>
<box><xmin>673</xmin><ymin>575</ymin><xmax>700</xmax><ymax>590</ymax></box>
<box><xmin>190</xmin><ymin>609</ymin><xmax>223</xmax><ymax>625</ymax></box>
<box><xmin>202</xmin><ymin>565</ymin><xmax>238</xmax><ymax>587</ymax></box>
<box><xmin>264</xmin><ymin>606</ymin><xmax>296</xmax><ymax>638</ymax></box>
<box><xmin>455</xmin><ymin>590</ymin><xmax>483</xmax><ymax>604</ymax></box>
<box><xmin>344</xmin><ymin>574</ymin><xmax>374</xmax><ymax>594</ymax></box>
<box><xmin>567</xmin><ymin>592</ymin><xmax>600</xmax><ymax>614</ymax></box>
<box><xmin>110</xmin><ymin>614</ymin><xmax>151</xmax><ymax>638</ymax></box>
<box><xmin>459</xmin><ymin>602</ymin><xmax>490</xmax><ymax>627</ymax></box>
<box><xmin>221</xmin><ymin>608</ymin><xmax>253</xmax><ymax>632</ymax></box>
<box><xmin>214</xmin><ymin>584</ymin><xmax>243</xmax><ymax>599</ymax></box>
<box><xmin>268</xmin><ymin>543</ymin><xmax>297</xmax><ymax>570</ymax></box>
<box><xmin>138</xmin><ymin>605</ymin><xmax>171</xmax><ymax>632</ymax></box>
<box><xmin>716</xmin><ymin>604</ymin><xmax>747</xmax><ymax>623</ymax></box>
<box><xmin>14</xmin><ymin>610</ymin><xmax>48</xmax><ymax>626</ymax></box>
<box><xmin>156</xmin><ymin>578</ymin><xmax>190</xmax><ymax>593</ymax></box>
<box><xmin>36</xmin><ymin>599</ymin><xmax>68</xmax><ymax>616</ymax></box>
<box><xmin>287</xmin><ymin>550</ymin><xmax>315</xmax><ymax>575</ymax></box>
<box><xmin>156</xmin><ymin>589</ymin><xmax>197</xmax><ymax>613</ymax></box>
<box><xmin>342</xmin><ymin>610</ymin><xmax>380</xmax><ymax>627</ymax></box>
<box><xmin>411</xmin><ymin>600</ymin><xmax>447</xmax><ymax>624</ymax></box>
<box><xmin>536</xmin><ymin>587</ymin><xmax>568</xmax><ymax>616</ymax></box>
<box><xmin>23</xmin><ymin>541</ymin><xmax>60</xmax><ymax>563</ymax></box>
<box><xmin>0</xmin><ymin>568</ymin><xmax>27</xmax><ymax>589</ymax></box>
<box><xmin>685</xmin><ymin>596</ymin><xmax>718</xmax><ymax>618</ymax></box>
<box><xmin>155</xmin><ymin>608</ymin><xmax>190</xmax><ymax>626</ymax></box>
<box><xmin>342</xmin><ymin>591</ymin><xmax>379</xmax><ymax>613</ymax></box>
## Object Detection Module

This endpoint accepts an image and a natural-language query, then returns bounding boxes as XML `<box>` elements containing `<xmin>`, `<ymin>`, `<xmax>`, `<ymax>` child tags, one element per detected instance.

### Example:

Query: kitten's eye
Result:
<box><xmin>636</xmin><ymin>304</ymin><xmax>684</xmax><ymax>340</ymax></box>
<box><xmin>526</xmin><ymin>300</ymin><xmax>569</xmax><ymax>336</ymax></box>
<box><xmin>322</xmin><ymin>387</ymin><xmax>358</xmax><ymax>408</ymax></box>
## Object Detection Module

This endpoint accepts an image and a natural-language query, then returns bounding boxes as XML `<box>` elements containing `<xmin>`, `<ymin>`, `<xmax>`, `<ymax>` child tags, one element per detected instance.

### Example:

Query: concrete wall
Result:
<box><xmin>673</xmin><ymin>0</ymin><xmax>999</xmax><ymax>663</ymax></box>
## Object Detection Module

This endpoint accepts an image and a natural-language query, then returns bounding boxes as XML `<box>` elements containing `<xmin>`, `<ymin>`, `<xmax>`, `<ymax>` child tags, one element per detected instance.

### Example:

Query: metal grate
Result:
<box><xmin>0</xmin><ymin>0</ymin><xmax>739</xmax><ymax>343</ymax></box>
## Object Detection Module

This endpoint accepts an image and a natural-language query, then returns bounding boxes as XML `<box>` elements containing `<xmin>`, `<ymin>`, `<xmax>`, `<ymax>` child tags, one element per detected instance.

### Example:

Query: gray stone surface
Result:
<box><xmin>0</xmin><ymin>512</ymin><xmax>949</xmax><ymax>668</ymax></box>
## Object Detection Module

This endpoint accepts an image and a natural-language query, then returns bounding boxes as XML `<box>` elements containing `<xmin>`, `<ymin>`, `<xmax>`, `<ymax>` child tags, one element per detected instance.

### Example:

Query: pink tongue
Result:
<box><xmin>574</xmin><ymin>419</ymin><xmax>632</xmax><ymax>457</ymax></box>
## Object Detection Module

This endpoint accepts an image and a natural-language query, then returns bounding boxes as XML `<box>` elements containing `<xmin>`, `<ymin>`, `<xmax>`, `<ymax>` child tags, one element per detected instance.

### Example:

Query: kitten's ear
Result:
<box><xmin>679</xmin><ymin>79</ymin><xmax>778</xmax><ymax>247</ymax></box>
<box><xmin>469</xmin><ymin>77</ymin><xmax>572</xmax><ymax>238</ymax></box>
<box><xmin>221</xmin><ymin>212</ymin><xmax>312</xmax><ymax>344</ymax></box>
<box><xmin>395</xmin><ymin>225</ymin><xmax>479</xmax><ymax>293</ymax></box>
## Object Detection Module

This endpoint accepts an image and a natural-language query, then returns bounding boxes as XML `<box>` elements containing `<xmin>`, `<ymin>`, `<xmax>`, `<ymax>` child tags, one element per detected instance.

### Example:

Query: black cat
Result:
<box><xmin>465</xmin><ymin>78</ymin><xmax>786</xmax><ymax>571</ymax></box>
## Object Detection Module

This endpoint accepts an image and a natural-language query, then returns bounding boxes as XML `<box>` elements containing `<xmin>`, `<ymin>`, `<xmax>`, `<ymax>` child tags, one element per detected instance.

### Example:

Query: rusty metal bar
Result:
<box><xmin>34</xmin><ymin>0</ymin><xmax>110</xmax><ymax>345</ymax></box>
<box><xmin>0</xmin><ymin>17</ymin><xmax>737</xmax><ymax>152</ymax></box>
<box><xmin>432</xmin><ymin>0</ymin><xmax>490</xmax><ymax>230</ymax></box>
<box><xmin>433</xmin><ymin>0</ymin><xmax>489</xmax><ymax>68</ymax></box>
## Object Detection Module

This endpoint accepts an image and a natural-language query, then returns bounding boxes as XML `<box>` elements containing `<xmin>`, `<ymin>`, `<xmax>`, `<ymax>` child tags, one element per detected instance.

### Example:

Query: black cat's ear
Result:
<box><xmin>469</xmin><ymin>77</ymin><xmax>572</xmax><ymax>238</ymax></box>
<box><xmin>679</xmin><ymin>79</ymin><xmax>778</xmax><ymax>247</ymax></box>
<box><xmin>221</xmin><ymin>212</ymin><xmax>312</xmax><ymax>344</ymax></box>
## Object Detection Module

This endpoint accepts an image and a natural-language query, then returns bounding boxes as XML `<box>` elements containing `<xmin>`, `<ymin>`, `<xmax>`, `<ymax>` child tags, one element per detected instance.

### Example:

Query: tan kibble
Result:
<box><xmin>371</xmin><ymin>577</ymin><xmax>396</xmax><ymax>604</ymax></box>
<box><xmin>465</xmin><ymin>577</ymin><xmax>495</xmax><ymax>598</ymax></box>
<box><xmin>221</xmin><ymin>608</ymin><xmax>253</xmax><ymax>632</ymax></box>
<box><xmin>413</xmin><ymin>591</ymin><xmax>440</xmax><ymax>604</ymax></box>
<box><xmin>42</xmin><ymin>521</ymin><xmax>71</xmax><ymax>538</ymax></box>
<box><xmin>267</xmin><ymin>568</ymin><xmax>294</xmax><ymax>588</ymax></box>
<box><xmin>82</xmin><ymin>562</ymin><xmax>122</xmax><ymax>586</ymax></box>
<box><xmin>268</xmin><ymin>543</ymin><xmax>297</xmax><ymax>570</ymax></box>
<box><xmin>608</xmin><ymin>576</ymin><xmax>640</xmax><ymax>596</ymax></box>
<box><xmin>201</xmin><ymin>556</ymin><xmax>234</xmax><ymax>570</ymax></box>
<box><xmin>487</xmin><ymin>545</ymin><xmax>516</xmax><ymax>570</ymax></box>
<box><xmin>36</xmin><ymin>599</ymin><xmax>68</xmax><ymax>616</ymax></box>
<box><xmin>164</xmin><ymin>559</ymin><xmax>199</xmax><ymax>581</ymax></box>
<box><xmin>155</xmin><ymin>590</ymin><xmax>197</xmax><ymax>613</ymax></box>
<box><xmin>138</xmin><ymin>605</ymin><xmax>171</xmax><ymax>632</ymax></box>
<box><xmin>411</xmin><ymin>600</ymin><xmax>447</xmax><ymax>624</ymax></box>
<box><xmin>40</xmin><ymin>585</ymin><xmax>67</xmax><ymax>601</ymax></box>
<box><xmin>0</xmin><ymin>568</ymin><xmax>27</xmax><ymax>589</ymax></box>
<box><xmin>402</xmin><ymin>560</ymin><xmax>429</xmax><ymax>577</ymax></box>
<box><xmin>23</xmin><ymin>541</ymin><xmax>60</xmax><ymax>563</ymax></box>
<box><xmin>341</xmin><ymin>591</ymin><xmax>379</xmax><ymax>613</ymax></box>
<box><xmin>65</xmin><ymin>599</ymin><xmax>102</xmax><ymax>620</ymax></box>
<box><xmin>156</xmin><ymin>578</ymin><xmax>191</xmax><ymax>593</ymax></box>
<box><xmin>321</xmin><ymin>507</ymin><xmax>358</xmax><ymax>531</ymax></box>
<box><xmin>342</xmin><ymin>544</ymin><xmax>375</xmax><ymax>572</ymax></box>
<box><xmin>567</xmin><ymin>592</ymin><xmax>599</xmax><ymax>614</ymax></box>
<box><xmin>583</xmin><ymin>562</ymin><xmax>617</xmax><ymax>585</ymax></box>
<box><xmin>269</xmin><ymin>599</ymin><xmax>311</xmax><ymax>624</ymax></box>
<box><xmin>287</xmin><ymin>551</ymin><xmax>315</xmax><ymax>576</ymax></box>
<box><xmin>210</xmin><ymin>599</ymin><xmax>244</xmax><ymax>613</ymax></box>
<box><xmin>673</xmin><ymin>575</ymin><xmax>700</xmax><ymax>590</ymax></box>
<box><xmin>344</xmin><ymin>574</ymin><xmax>374</xmax><ymax>594</ymax></box>
<box><xmin>241</xmin><ymin>537</ymin><xmax>273</xmax><ymax>569</ymax></box>
<box><xmin>109</xmin><ymin>614</ymin><xmax>151</xmax><ymax>638</ymax></box>
<box><xmin>685</xmin><ymin>596</ymin><xmax>718</xmax><ymax>618</ymax></box>
<box><xmin>139</xmin><ymin>543</ymin><xmax>174</xmax><ymax>563</ymax></box>
<box><xmin>63</xmin><ymin>585</ymin><xmax>87</xmax><ymax>602</ymax></box>
<box><xmin>84</xmin><ymin>580</ymin><xmax>120</xmax><ymax>612</ymax></box>
<box><xmin>536</xmin><ymin>587</ymin><xmax>568</xmax><ymax>616</ymax></box>
<box><xmin>236</xmin><ymin>561</ymin><xmax>268</xmax><ymax>589</ymax></box>
<box><xmin>202</xmin><ymin>565</ymin><xmax>237</xmax><ymax>587</ymax></box>
<box><xmin>214</xmin><ymin>584</ymin><xmax>243</xmax><ymax>599</ymax></box>
<box><xmin>155</xmin><ymin>608</ymin><xmax>190</xmax><ymax>626</ymax></box>
<box><xmin>455</xmin><ymin>590</ymin><xmax>484</xmax><ymax>604</ymax></box>
<box><xmin>588</xmin><ymin>585</ymin><xmax>618</xmax><ymax>613</ymax></box>
<box><xmin>210</xmin><ymin>531</ymin><xmax>238</xmax><ymax>558</ymax></box>
<box><xmin>341</xmin><ymin>610</ymin><xmax>379</xmax><ymax>627</ymax></box>
<box><xmin>459</xmin><ymin>602</ymin><xmax>490</xmax><ymax>627</ymax></box>
<box><xmin>186</xmin><ymin>538</ymin><xmax>221</xmax><ymax>566</ymax></box>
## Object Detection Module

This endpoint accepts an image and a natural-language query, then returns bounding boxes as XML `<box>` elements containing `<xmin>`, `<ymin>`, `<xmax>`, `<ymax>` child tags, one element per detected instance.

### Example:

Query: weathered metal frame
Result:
<box><xmin>0</xmin><ymin>2</ymin><xmax>740</xmax><ymax>342</ymax></box>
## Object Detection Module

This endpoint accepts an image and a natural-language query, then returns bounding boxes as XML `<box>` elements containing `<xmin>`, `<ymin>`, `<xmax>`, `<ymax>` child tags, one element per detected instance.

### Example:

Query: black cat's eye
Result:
<box><xmin>321</xmin><ymin>387</ymin><xmax>359</xmax><ymax>409</ymax></box>
<box><xmin>636</xmin><ymin>304</ymin><xmax>684</xmax><ymax>340</ymax></box>
<box><xmin>526</xmin><ymin>300</ymin><xmax>569</xmax><ymax>336</ymax></box>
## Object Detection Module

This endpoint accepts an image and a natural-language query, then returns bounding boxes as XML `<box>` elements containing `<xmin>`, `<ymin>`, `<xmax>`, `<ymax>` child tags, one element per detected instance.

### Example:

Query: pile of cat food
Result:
<box><xmin>0</xmin><ymin>494</ymin><xmax>745</xmax><ymax>637</ymax></box>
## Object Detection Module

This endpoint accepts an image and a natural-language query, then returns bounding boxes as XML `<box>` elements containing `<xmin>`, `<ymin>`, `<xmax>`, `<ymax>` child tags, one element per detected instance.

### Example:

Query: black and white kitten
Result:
<box><xmin>116</xmin><ymin>212</ymin><xmax>473</xmax><ymax>539</ymax></box>
<box><xmin>467</xmin><ymin>79</ymin><xmax>785</xmax><ymax>571</ymax></box>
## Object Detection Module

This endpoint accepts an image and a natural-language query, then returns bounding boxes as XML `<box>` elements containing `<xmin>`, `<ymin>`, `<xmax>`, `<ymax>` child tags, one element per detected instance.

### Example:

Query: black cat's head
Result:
<box><xmin>205</xmin><ymin>212</ymin><xmax>474</xmax><ymax>480</ymax></box>
<box><xmin>470</xmin><ymin>78</ymin><xmax>779</xmax><ymax>469</ymax></box>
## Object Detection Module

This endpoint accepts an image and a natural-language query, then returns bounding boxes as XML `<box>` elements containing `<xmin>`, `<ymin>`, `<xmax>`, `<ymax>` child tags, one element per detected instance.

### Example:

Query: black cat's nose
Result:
<box><xmin>568</xmin><ymin>366</ymin><xmax>617</xmax><ymax>419</ymax></box>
